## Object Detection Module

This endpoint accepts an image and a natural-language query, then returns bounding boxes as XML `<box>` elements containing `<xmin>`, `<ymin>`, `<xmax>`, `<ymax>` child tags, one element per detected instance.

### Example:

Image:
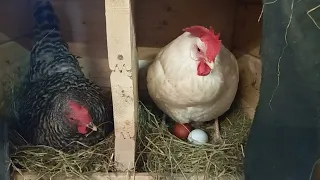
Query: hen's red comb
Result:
<box><xmin>183</xmin><ymin>26</ymin><xmax>222</xmax><ymax>61</ymax></box>
<box><xmin>68</xmin><ymin>101</ymin><xmax>90</xmax><ymax>119</ymax></box>
<box><xmin>183</xmin><ymin>26</ymin><xmax>221</xmax><ymax>40</ymax></box>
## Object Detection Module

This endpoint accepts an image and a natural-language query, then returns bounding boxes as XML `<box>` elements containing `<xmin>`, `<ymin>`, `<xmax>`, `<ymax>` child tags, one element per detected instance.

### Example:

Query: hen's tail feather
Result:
<box><xmin>32</xmin><ymin>0</ymin><xmax>69</xmax><ymax>58</ymax></box>
<box><xmin>28</xmin><ymin>1</ymin><xmax>83</xmax><ymax>82</ymax></box>
<box><xmin>33</xmin><ymin>1</ymin><xmax>61</xmax><ymax>43</ymax></box>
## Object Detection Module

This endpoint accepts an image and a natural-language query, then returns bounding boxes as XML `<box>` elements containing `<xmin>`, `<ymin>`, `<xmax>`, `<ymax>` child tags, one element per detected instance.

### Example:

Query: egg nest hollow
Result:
<box><xmin>135</xmin><ymin>100</ymin><xmax>252</xmax><ymax>179</ymax></box>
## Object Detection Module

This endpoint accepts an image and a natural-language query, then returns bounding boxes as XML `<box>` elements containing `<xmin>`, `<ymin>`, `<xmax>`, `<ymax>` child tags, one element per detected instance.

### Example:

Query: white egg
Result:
<box><xmin>187</xmin><ymin>129</ymin><xmax>208</xmax><ymax>145</ymax></box>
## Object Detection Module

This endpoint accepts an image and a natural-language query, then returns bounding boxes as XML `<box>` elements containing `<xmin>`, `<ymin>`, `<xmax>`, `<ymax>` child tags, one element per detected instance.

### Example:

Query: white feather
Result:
<box><xmin>146</xmin><ymin>32</ymin><xmax>239</xmax><ymax>124</ymax></box>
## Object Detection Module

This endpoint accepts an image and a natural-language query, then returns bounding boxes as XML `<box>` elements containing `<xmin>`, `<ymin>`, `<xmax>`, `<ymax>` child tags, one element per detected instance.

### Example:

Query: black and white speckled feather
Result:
<box><xmin>14</xmin><ymin>0</ymin><xmax>114</xmax><ymax>151</ymax></box>
<box><xmin>29</xmin><ymin>0</ymin><xmax>83</xmax><ymax>82</ymax></box>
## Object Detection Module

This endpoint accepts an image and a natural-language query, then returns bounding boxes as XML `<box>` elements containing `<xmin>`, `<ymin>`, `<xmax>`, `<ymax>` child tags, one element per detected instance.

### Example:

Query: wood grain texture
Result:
<box><xmin>0</xmin><ymin>0</ymin><xmax>33</xmax><ymax>49</ymax></box>
<box><xmin>134</xmin><ymin>0</ymin><xmax>237</xmax><ymax>49</ymax></box>
<box><xmin>105</xmin><ymin>0</ymin><xmax>138</xmax><ymax>171</ymax></box>
<box><xmin>232</xmin><ymin>4</ymin><xmax>262</xmax><ymax>58</ymax></box>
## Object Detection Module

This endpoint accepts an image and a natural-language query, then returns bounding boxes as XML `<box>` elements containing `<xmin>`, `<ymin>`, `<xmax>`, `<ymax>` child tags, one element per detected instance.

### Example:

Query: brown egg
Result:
<box><xmin>173</xmin><ymin>123</ymin><xmax>193</xmax><ymax>139</ymax></box>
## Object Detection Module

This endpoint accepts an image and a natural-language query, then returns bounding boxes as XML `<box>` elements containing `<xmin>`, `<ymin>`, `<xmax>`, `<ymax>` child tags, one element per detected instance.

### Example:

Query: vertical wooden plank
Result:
<box><xmin>0</xmin><ymin>116</ymin><xmax>9</xmax><ymax>180</ymax></box>
<box><xmin>105</xmin><ymin>0</ymin><xmax>138</xmax><ymax>171</ymax></box>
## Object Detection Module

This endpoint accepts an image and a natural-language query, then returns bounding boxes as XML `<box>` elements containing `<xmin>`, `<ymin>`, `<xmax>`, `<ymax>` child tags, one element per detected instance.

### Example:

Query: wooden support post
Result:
<box><xmin>105</xmin><ymin>0</ymin><xmax>138</xmax><ymax>171</ymax></box>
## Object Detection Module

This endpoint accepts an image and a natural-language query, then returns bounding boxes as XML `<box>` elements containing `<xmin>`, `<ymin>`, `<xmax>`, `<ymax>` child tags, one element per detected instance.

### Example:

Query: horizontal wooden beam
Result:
<box><xmin>13</xmin><ymin>172</ymin><xmax>244</xmax><ymax>180</ymax></box>
<box><xmin>137</xmin><ymin>47</ymin><xmax>161</xmax><ymax>60</ymax></box>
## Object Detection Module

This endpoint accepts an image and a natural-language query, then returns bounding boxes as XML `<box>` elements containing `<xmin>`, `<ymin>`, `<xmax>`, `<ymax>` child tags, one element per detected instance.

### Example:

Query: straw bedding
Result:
<box><xmin>136</xmin><ymin>102</ymin><xmax>251</xmax><ymax>179</ymax></box>
<box><xmin>1</xmin><ymin>52</ymin><xmax>252</xmax><ymax>180</ymax></box>
<box><xmin>7</xmin><ymin>100</ymin><xmax>251</xmax><ymax>179</ymax></box>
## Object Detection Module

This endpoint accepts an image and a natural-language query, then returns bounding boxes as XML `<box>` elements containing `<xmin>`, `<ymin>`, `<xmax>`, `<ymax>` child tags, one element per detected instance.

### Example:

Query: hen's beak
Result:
<box><xmin>205</xmin><ymin>60</ymin><xmax>214</xmax><ymax>69</ymax></box>
<box><xmin>86</xmin><ymin>122</ymin><xmax>98</xmax><ymax>131</ymax></box>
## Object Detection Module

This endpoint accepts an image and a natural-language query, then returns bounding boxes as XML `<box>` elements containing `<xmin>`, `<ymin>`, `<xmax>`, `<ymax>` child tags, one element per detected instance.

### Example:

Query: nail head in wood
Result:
<box><xmin>117</xmin><ymin>54</ymin><xmax>123</xmax><ymax>60</ymax></box>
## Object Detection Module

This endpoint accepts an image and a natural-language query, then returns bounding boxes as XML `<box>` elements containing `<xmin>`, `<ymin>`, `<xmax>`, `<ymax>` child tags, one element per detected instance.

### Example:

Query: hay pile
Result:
<box><xmin>2</xmin><ymin>46</ymin><xmax>252</xmax><ymax>179</ymax></box>
<box><xmin>5</xmin><ymin>75</ymin><xmax>251</xmax><ymax>180</ymax></box>
<box><xmin>10</xmin><ymin>134</ymin><xmax>115</xmax><ymax>177</ymax></box>
<box><xmin>136</xmin><ymin>102</ymin><xmax>252</xmax><ymax>179</ymax></box>
<box><xmin>9</xmin><ymin>101</ymin><xmax>251</xmax><ymax>179</ymax></box>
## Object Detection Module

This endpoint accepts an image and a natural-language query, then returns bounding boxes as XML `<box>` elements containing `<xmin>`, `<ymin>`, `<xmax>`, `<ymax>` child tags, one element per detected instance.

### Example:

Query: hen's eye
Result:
<box><xmin>197</xmin><ymin>47</ymin><xmax>201</xmax><ymax>52</ymax></box>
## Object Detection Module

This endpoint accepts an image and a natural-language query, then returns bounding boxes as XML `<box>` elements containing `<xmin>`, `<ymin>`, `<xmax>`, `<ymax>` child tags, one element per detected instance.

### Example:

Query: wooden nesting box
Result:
<box><xmin>0</xmin><ymin>0</ymin><xmax>262</xmax><ymax>179</ymax></box>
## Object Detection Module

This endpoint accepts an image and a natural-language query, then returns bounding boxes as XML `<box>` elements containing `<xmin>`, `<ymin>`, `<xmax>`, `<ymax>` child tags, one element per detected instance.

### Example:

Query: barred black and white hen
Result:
<box><xmin>13</xmin><ymin>0</ymin><xmax>114</xmax><ymax>152</ymax></box>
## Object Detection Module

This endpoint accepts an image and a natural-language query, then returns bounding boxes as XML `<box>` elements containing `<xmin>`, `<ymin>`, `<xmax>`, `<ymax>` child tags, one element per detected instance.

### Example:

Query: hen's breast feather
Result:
<box><xmin>147</xmin><ymin>45</ymin><xmax>239</xmax><ymax>123</ymax></box>
<box><xmin>147</xmin><ymin>57</ymin><xmax>221</xmax><ymax>108</ymax></box>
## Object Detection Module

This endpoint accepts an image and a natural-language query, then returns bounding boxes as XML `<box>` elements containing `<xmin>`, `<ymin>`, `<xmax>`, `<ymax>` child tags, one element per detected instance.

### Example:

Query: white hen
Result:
<box><xmin>146</xmin><ymin>26</ymin><xmax>239</xmax><ymax>143</ymax></box>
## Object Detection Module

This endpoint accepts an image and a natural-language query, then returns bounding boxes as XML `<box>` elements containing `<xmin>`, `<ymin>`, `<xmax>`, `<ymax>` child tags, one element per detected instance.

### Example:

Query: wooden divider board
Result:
<box><xmin>105</xmin><ymin>0</ymin><xmax>138</xmax><ymax>171</ymax></box>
